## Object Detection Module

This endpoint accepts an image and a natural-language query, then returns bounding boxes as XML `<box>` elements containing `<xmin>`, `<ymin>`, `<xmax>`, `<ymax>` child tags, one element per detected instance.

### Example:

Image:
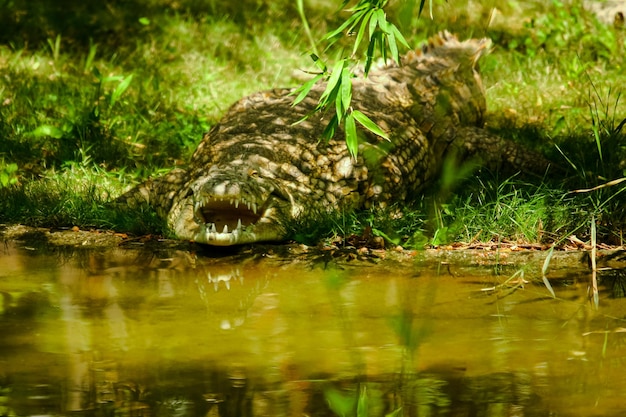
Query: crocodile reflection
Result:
<box><xmin>89</xmin><ymin>249</ymin><xmax>265</xmax><ymax>331</ymax></box>
<box><xmin>205</xmin><ymin>266</ymin><xmax>243</xmax><ymax>291</ymax></box>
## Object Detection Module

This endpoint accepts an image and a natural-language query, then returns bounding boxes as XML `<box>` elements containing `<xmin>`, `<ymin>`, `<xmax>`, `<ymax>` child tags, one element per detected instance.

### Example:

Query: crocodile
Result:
<box><xmin>118</xmin><ymin>32</ymin><xmax>554</xmax><ymax>246</ymax></box>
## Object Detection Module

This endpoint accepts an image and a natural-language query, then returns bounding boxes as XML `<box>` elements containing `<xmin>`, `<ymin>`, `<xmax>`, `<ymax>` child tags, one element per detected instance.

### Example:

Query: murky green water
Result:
<box><xmin>1</xmin><ymin>239</ymin><xmax>626</xmax><ymax>417</ymax></box>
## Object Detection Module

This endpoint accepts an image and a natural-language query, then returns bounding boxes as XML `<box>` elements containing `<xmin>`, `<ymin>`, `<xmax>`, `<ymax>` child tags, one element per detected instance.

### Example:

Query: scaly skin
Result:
<box><xmin>118</xmin><ymin>32</ymin><xmax>553</xmax><ymax>245</ymax></box>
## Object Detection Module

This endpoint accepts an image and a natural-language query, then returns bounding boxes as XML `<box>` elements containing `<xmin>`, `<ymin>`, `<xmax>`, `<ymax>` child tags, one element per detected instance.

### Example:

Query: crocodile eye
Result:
<box><xmin>248</xmin><ymin>169</ymin><xmax>258</xmax><ymax>177</ymax></box>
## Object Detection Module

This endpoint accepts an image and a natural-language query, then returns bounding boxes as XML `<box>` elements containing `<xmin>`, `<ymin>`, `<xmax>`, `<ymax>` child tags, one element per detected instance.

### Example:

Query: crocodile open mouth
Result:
<box><xmin>194</xmin><ymin>196</ymin><xmax>264</xmax><ymax>235</ymax></box>
<box><xmin>180</xmin><ymin>187</ymin><xmax>289</xmax><ymax>245</ymax></box>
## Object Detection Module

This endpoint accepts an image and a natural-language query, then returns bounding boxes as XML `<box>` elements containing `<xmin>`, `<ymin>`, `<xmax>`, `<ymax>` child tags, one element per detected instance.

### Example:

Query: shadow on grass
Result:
<box><xmin>0</xmin><ymin>0</ymin><xmax>306</xmax><ymax>50</ymax></box>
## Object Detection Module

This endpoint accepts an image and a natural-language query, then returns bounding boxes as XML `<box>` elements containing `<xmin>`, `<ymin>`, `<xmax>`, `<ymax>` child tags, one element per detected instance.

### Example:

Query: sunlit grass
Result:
<box><xmin>0</xmin><ymin>161</ymin><xmax>167</xmax><ymax>235</ymax></box>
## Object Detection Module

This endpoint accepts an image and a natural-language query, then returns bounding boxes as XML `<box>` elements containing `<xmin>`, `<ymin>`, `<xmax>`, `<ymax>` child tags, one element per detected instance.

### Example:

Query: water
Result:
<box><xmin>1</xmin><ymin>237</ymin><xmax>626</xmax><ymax>416</ymax></box>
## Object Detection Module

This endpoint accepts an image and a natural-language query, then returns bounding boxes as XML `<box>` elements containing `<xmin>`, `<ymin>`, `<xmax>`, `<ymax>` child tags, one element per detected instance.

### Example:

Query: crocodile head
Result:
<box><xmin>168</xmin><ymin>163</ymin><xmax>301</xmax><ymax>246</ymax></box>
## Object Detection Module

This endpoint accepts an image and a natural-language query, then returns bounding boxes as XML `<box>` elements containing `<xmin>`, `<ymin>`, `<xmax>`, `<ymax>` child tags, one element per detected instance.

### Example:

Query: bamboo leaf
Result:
<box><xmin>310</xmin><ymin>53</ymin><xmax>327</xmax><ymax>72</ymax></box>
<box><xmin>291</xmin><ymin>73</ymin><xmax>324</xmax><ymax>106</ymax></box>
<box><xmin>352</xmin><ymin>109</ymin><xmax>389</xmax><ymax>140</ymax></box>
<box><xmin>390</xmin><ymin>23</ymin><xmax>411</xmax><ymax>49</ymax></box>
<box><xmin>387</xmin><ymin>30</ymin><xmax>399</xmax><ymax>63</ymax></box>
<box><xmin>418</xmin><ymin>0</ymin><xmax>426</xmax><ymax>16</ymax></box>
<box><xmin>364</xmin><ymin>32</ymin><xmax>379</xmax><ymax>74</ymax></box>
<box><xmin>375</xmin><ymin>8</ymin><xmax>389</xmax><ymax>33</ymax></box>
<box><xmin>353</xmin><ymin>9</ymin><xmax>374</xmax><ymax>55</ymax></box>
<box><xmin>320</xmin><ymin>60</ymin><xmax>345</xmax><ymax>104</ymax></box>
<box><xmin>368</xmin><ymin>9</ymin><xmax>379</xmax><ymax>39</ymax></box>
<box><xmin>335</xmin><ymin>89</ymin><xmax>344</xmax><ymax>123</ymax></box>
<box><xmin>322</xmin><ymin>114</ymin><xmax>339</xmax><ymax>142</ymax></box>
<box><xmin>323</xmin><ymin>15</ymin><xmax>356</xmax><ymax>41</ymax></box>
<box><xmin>347</xmin><ymin>9</ymin><xmax>368</xmax><ymax>33</ymax></box>
<box><xmin>345</xmin><ymin>112</ymin><xmax>359</xmax><ymax>159</ymax></box>
<box><xmin>324</xmin><ymin>8</ymin><xmax>366</xmax><ymax>43</ymax></box>
<box><xmin>340</xmin><ymin>67</ymin><xmax>352</xmax><ymax>114</ymax></box>
<box><xmin>346</xmin><ymin>1</ymin><xmax>370</xmax><ymax>12</ymax></box>
<box><xmin>379</xmin><ymin>30</ymin><xmax>387</xmax><ymax>62</ymax></box>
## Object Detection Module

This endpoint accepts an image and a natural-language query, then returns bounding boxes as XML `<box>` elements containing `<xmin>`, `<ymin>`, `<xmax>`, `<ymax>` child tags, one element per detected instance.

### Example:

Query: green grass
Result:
<box><xmin>0</xmin><ymin>0</ymin><xmax>625</xmax><ymax>246</ymax></box>
<box><xmin>0</xmin><ymin>159</ymin><xmax>168</xmax><ymax>235</ymax></box>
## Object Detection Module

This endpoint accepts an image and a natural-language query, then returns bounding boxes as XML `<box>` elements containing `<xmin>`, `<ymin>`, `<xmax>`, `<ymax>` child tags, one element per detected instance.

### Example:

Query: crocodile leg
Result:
<box><xmin>116</xmin><ymin>168</ymin><xmax>190</xmax><ymax>218</ymax></box>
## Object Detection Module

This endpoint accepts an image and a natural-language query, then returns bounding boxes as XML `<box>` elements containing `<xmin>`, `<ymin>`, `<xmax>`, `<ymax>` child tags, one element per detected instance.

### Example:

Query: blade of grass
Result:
<box><xmin>590</xmin><ymin>216</ymin><xmax>599</xmax><ymax>308</ymax></box>
<box><xmin>541</xmin><ymin>246</ymin><xmax>556</xmax><ymax>298</ymax></box>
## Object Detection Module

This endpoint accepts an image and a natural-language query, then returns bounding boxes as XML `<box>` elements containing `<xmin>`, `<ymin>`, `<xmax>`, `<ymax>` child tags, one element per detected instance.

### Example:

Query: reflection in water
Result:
<box><xmin>1</xmin><ymin>241</ymin><xmax>626</xmax><ymax>416</ymax></box>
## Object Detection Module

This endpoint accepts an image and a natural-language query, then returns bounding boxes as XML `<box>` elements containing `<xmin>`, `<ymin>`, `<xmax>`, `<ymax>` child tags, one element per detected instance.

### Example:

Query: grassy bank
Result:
<box><xmin>0</xmin><ymin>0</ymin><xmax>625</xmax><ymax>247</ymax></box>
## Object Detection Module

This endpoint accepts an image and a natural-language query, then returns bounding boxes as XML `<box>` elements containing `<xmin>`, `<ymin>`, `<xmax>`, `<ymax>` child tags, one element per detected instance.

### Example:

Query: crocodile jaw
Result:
<box><xmin>169</xmin><ymin>192</ymin><xmax>292</xmax><ymax>246</ymax></box>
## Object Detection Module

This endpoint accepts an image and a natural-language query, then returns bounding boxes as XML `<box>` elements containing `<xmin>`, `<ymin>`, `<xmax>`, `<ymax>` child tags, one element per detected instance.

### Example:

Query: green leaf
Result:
<box><xmin>390</xmin><ymin>24</ymin><xmax>411</xmax><ymax>49</ymax></box>
<box><xmin>110</xmin><ymin>74</ymin><xmax>134</xmax><ymax>107</ymax></box>
<box><xmin>353</xmin><ymin>9</ymin><xmax>374</xmax><ymax>56</ymax></box>
<box><xmin>345</xmin><ymin>112</ymin><xmax>358</xmax><ymax>159</ymax></box>
<box><xmin>352</xmin><ymin>110</ymin><xmax>389</xmax><ymax>140</ymax></box>
<box><xmin>335</xmin><ymin>90</ymin><xmax>344</xmax><ymax>123</ymax></box>
<box><xmin>291</xmin><ymin>73</ymin><xmax>324</xmax><ymax>106</ymax></box>
<box><xmin>322</xmin><ymin>114</ymin><xmax>339</xmax><ymax>142</ymax></box>
<box><xmin>357</xmin><ymin>385</ymin><xmax>368</xmax><ymax>417</ymax></box>
<box><xmin>379</xmin><ymin>30</ymin><xmax>387</xmax><ymax>62</ymax></box>
<box><xmin>138</xmin><ymin>17</ymin><xmax>151</xmax><ymax>25</ymax></box>
<box><xmin>375</xmin><ymin>8</ymin><xmax>389</xmax><ymax>33</ymax></box>
<box><xmin>346</xmin><ymin>10</ymin><xmax>367</xmax><ymax>37</ymax></box>
<box><xmin>320</xmin><ymin>60</ymin><xmax>345</xmax><ymax>104</ymax></box>
<box><xmin>323</xmin><ymin>19</ymin><xmax>352</xmax><ymax>41</ymax></box>
<box><xmin>324</xmin><ymin>385</ymin><xmax>356</xmax><ymax>417</ymax></box>
<box><xmin>31</xmin><ymin>124</ymin><xmax>64</xmax><ymax>139</ymax></box>
<box><xmin>388</xmin><ymin>30</ymin><xmax>399</xmax><ymax>63</ymax></box>
<box><xmin>346</xmin><ymin>1</ymin><xmax>370</xmax><ymax>13</ymax></box>
<box><xmin>4</xmin><ymin>163</ymin><xmax>18</xmax><ymax>174</ymax></box>
<box><xmin>418</xmin><ymin>0</ymin><xmax>427</xmax><ymax>16</ymax></box>
<box><xmin>324</xmin><ymin>10</ymin><xmax>364</xmax><ymax>41</ymax></box>
<box><xmin>364</xmin><ymin>38</ymin><xmax>375</xmax><ymax>74</ymax></box>
<box><xmin>373</xmin><ymin>228</ymin><xmax>400</xmax><ymax>245</ymax></box>
<box><xmin>541</xmin><ymin>246</ymin><xmax>556</xmax><ymax>298</ymax></box>
<box><xmin>340</xmin><ymin>67</ymin><xmax>352</xmax><ymax>114</ymax></box>
<box><xmin>368</xmin><ymin>9</ymin><xmax>379</xmax><ymax>39</ymax></box>
<box><xmin>84</xmin><ymin>42</ymin><xmax>98</xmax><ymax>73</ymax></box>
<box><xmin>309</xmin><ymin>54</ymin><xmax>327</xmax><ymax>72</ymax></box>
<box><xmin>100</xmin><ymin>75</ymin><xmax>124</xmax><ymax>83</ymax></box>
<box><xmin>592</xmin><ymin>123</ymin><xmax>603</xmax><ymax>163</ymax></box>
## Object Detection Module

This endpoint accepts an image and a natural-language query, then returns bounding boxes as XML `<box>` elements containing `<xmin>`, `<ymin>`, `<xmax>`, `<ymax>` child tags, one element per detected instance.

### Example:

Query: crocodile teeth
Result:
<box><xmin>252</xmin><ymin>203</ymin><xmax>257</xmax><ymax>214</ymax></box>
<box><xmin>211</xmin><ymin>223</ymin><xmax>217</xmax><ymax>233</ymax></box>
<box><xmin>237</xmin><ymin>218</ymin><xmax>242</xmax><ymax>230</ymax></box>
<box><xmin>235</xmin><ymin>200</ymin><xmax>239</xmax><ymax>209</ymax></box>
<box><xmin>247</xmin><ymin>202</ymin><xmax>251</xmax><ymax>210</ymax></box>
<box><xmin>222</xmin><ymin>225</ymin><xmax>229</xmax><ymax>233</ymax></box>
